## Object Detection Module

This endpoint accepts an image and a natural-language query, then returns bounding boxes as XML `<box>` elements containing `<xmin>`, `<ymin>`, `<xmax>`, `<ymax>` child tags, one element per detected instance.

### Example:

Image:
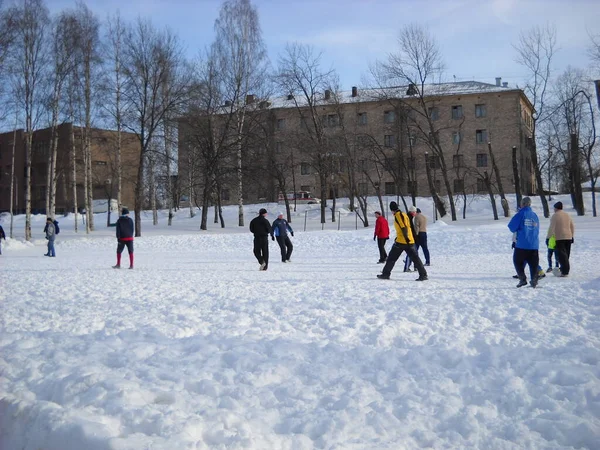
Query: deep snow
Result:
<box><xmin>0</xmin><ymin>195</ymin><xmax>599</xmax><ymax>449</ymax></box>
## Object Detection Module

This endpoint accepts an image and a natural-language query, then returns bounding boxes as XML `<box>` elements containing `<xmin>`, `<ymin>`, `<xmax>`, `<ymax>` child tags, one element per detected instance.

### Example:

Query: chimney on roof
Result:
<box><xmin>495</xmin><ymin>77</ymin><xmax>502</xmax><ymax>87</ymax></box>
<box><xmin>245</xmin><ymin>94</ymin><xmax>255</xmax><ymax>105</ymax></box>
<box><xmin>287</xmin><ymin>94</ymin><xmax>294</xmax><ymax>100</ymax></box>
<box><xmin>502</xmin><ymin>82</ymin><xmax>508</xmax><ymax>88</ymax></box>
<box><xmin>224</xmin><ymin>100</ymin><xmax>232</xmax><ymax>107</ymax></box>
<box><xmin>324</xmin><ymin>89</ymin><xmax>331</xmax><ymax>100</ymax></box>
<box><xmin>351</xmin><ymin>86</ymin><xmax>358</xmax><ymax>97</ymax></box>
<box><xmin>406</xmin><ymin>83</ymin><xmax>417</xmax><ymax>96</ymax></box>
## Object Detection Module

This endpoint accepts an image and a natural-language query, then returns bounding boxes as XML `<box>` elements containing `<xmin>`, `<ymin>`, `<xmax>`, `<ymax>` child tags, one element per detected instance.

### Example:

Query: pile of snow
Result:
<box><xmin>1</xmin><ymin>195</ymin><xmax>599</xmax><ymax>449</ymax></box>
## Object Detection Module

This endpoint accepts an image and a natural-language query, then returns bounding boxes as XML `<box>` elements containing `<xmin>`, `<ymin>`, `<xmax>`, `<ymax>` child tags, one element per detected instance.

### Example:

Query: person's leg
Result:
<box><xmin>377</xmin><ymin>238</ymin><xmax>386</xmax><ymax>262</ymax></box>
<box><xmin>419</xmin><ymin>232</ymin><xmax>430</xmax><ymax>265</ymax></box>
<box><xmin>528</xmin><ymin>250</ymin><xmax>539</xmax><ymax>284</ymax></box>
<box><xmin>127</xmin><ymin>241</ymin><xmax>134</xmax><ymax>268</ymax></box>
<box><xmin>405</xmin><ymin>245</ymin><xmax>427</xmax><ymax>279</ymax></box>
<box><xmin>381</xmin><ymin>243</ymin><xmax>402</xmax><ymax>276</ymax></box>
<box><xmin>253</xmin><ymin>237</ymin><xmax>263</xmax><ymax>264</ymax></box>
<box><xmin>276</xmin><ymin>236</ymin><xmax>286</xmax><ymax>262</ymax></box>
<box><xmin>403</xmin><ymin>252</ymin><xmax>412</xmax><ymax>271</ymax></box>
<box><xmin>262</xmin><ymin>237</ymin><xmax>269</xmax><ymax>269</ymax></box>
<box><xmin>555</xmin><ymin>240</ymin><xmax>570</xmax><ymax>275</ymax></box>
<box><xmin>513</xmin><ymin>249</ymin><xmax>527</xmax><ymax>281</ymax></box>
<box><xmin>284</xmin><ymin>236</ymin><xmax>293</xmax><ymax>261</ymax></box>
<box><xmin>563</xmin><ymin>241</ymin><xmax>572</xmax><ymax>274</ymax></box>
<box><xmin>115</xmin><ymin>241</ymin><xmax>125</xmax><ymax>267</ymax></box>
<box><xmin>547</xmin><ymin>248</ymin><xmax>553</xmax><ymax>270</ymax></box>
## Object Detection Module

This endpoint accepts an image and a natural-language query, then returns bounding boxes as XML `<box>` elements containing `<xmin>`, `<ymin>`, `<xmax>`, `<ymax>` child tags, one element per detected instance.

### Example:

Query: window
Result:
<box><xmin>385</xmin><ymin>182</ymin><xmax>396</xmax><ymax>195</ymax></box>
<box><xmin>221</xmin><ymin>189</ymin><xmax>230</xmax><ymax>201</ymax></box>
<box><xmin>477</xmin><ymin>178</ymin><xmax>487</xmax><ymax>192</ymax></box>
<box><xmin>300</xmin><ymin>163</ymin><xmax>310</xmax><ymax>175</ymax></box>
<box><xmin>452</xmin><ymin>131</ymin><xmax>461</xmax><ymax>145</ymax></box>
<box><xmin>358</xmin><ymin>182</ymin><xmax>368</xmax><ymax>195</ymax></box>
<box><xmin>434</xmin><ymin>179</ymin><xmax>441</xmax><ymax>192</ymax></box>
<box><xmin>358</xmin><ymin>159</ymin><xmax>369</xmax><ymax>171</ymax></box>
<box><xmin>476</xmin><ymin>129</ymin><xmax>488</xmax><ymax>144</ymax></box>
<box><xmin>428</xmin><ymin>131</ymin><xmax>439</xmax><ymax>144</ymax></box>
<box><xmin>429</xmin><ymin>107</ymin><xmax>440</xmax><ymax>121</ymax></box>
<box><xmin>453</xmin><ymin>154</ymin><xmax>464</xmax><ymax>168</ymax></box>
<box><xmin>454</xmin><ymin>179</ymin><xmax>464</xmax><ymax>192</ymax></box>
<box><xmin>405</xmin><ymin>156</ymin><xmax>416</xmax><ymax>170</ymax></box>
<box><xmin>358</xmin><ymin>112</ymin><xmax>368</xmax><ymax>125</ymax></box>
<box><xmin>384</xmin><ymin>110</ymin><xmax>395</xmax><ymax>123</ymax></box>
<box><xmin>93</xmin><ymin>160</ymin><xmax>107</xmax><ymax>166</ymax></box>
<box><xmin>451</xmin><ymin>105</ymin><xmax>463</xmax><ymax>119</ymax></box>
<box><xmin>384</xmin><ymin>157</ymin><xmax>396</xmax><ymax>171</ymax></box>
<box><xmin>384</xmin><ymin>135</ymin><xmax>396</xmax><ymax>147</ymax></box>
<box><xmin>408</xmin><ymin>134</ymin><xmax>417</xmax><ymax>147</ymax></box>
<box><xmin>427</xmin><ymin>155</ymin><xmax>440</xmax><ymax>169</ymax></box>
<box><xmin>326</xmin><ymin>114</ymin><xmax>339</xmax><ymax>127</ymax></box>
<box><xmin>276</xmin><ymin>118</ymin><xmax>286</xmax><ymax>130</ymax></box>
<box><xmin>475</xmin><ymin>104</ymin><xmax>487</xmax><ymax>118</ymax></box>
<box><xmin>476</xmin><ymin>153</ymin><xmax>488</xmax><ymax>167</ymax></box>
<box><xmin>407</xmin><ymin>180</ymin><xmax>417</xmax><ymax>194</ymax></box>
<box><xmin>357</xmin><ymin>135</ymin><xmax>370</xmax><ymax>147</ymax></box>
<box><xmin>275</xmin><ymin>142</ymin><xmax>283</xmax><ymax>153</ymax></box>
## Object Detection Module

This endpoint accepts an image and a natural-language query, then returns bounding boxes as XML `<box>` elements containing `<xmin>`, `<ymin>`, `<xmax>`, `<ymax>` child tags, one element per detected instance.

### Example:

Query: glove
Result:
<box><xmin>291</xmin><ymin>232</ymin><xmax>294</xmax><ymax>237</ymax></box>
<box><xmin>571</xmin><ymin>238</ymin><xmax>574</xmax><ymax>244</ymax></box>
<box><xmin>545</xmin><ymin>239</ymin><xmax>549</xmax><ymax>246</ymax></box>
<box><xmin>511</xmin><ymin>242</ymin><xmax>515</xmax><ymax>249</ymax></box>
<box><xmin>373</xmin><ymin>236</ymin><xmax>376</xmax><ymax>241</ymax></box>
<box><xmin>271</xmin><ymin>236</ymin><xmax>275</xmax><ymax>241</ymax></box>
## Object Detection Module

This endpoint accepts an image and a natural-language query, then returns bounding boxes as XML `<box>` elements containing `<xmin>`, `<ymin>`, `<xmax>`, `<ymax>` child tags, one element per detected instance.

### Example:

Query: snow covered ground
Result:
<box><xmin>1</xmin><ymin>195</ymin><xmax>599</xmax><ymax>449</ymax></box>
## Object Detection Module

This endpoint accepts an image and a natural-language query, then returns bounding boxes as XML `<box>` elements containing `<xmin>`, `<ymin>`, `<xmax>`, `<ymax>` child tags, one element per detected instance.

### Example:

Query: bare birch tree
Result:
<box><xmin>514</xmin><ymin>24</ymin><xmax>557</xmax><ymax>218</ymax></box>
<box><xmin>213</xmin><ymin>0</ymin><xmax>268</xmax><ymax>227</ymax></box>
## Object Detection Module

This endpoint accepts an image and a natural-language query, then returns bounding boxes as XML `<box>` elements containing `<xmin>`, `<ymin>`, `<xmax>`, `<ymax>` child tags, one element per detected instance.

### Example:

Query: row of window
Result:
<box><xmin>381</xmin><ymin>178</ymin><xmax>492</xmax><ymax>196</ymax></box>
<box><xmin>274</xmin><ymin>104</ymin><xmax>488</xmax><ymax>130</ymax></box>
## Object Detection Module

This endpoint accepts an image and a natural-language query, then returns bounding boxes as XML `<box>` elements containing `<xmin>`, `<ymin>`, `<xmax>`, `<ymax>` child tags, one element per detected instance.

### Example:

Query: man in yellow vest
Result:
<box><xmin>378</xmin><ymin>201</ymin><xmax>428</xmax><ymax>281</ymax></box>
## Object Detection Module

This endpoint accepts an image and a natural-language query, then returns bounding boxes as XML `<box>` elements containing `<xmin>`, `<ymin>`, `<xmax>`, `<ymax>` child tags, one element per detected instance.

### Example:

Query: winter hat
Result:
<box><xmin>46</xmin><ymin>217</ymin><xmax>52</xmax><ymax>222</ymax></box>
<box><xmin>408</xmin><ymin>205</ymin><xmax>417</xmax><ymax>213</ymax></box>
<box><xmin>259</xmin><ymin>208</ymin><xmax>267</xmax><ymax>215</ymax></box>
<box><xmin>389</xmin><ymin>201</ymin><xmax>399</xmax><ymax>212</ymax></box>
<box><xmin>374</xmin><ymin>211</ymin><xmax>381</xmax><ymax>216</ymax></box>
<box><xmin>278</xmin><ymin>212</ymin><xmax>284</xmax><ymax>217</ymax></box>
<box><xmin>521</xmin><ymin>196</ymin><xmax>532</xmax><ymax>207</ymax></box>
<box><xmin>416</xmin><ymin>208</ymin><xmax>421</xmax><ymax>213</ymax></box>
<box><xmin>121</xmin><ymin>207</ymin><xmax>129</xmax><ymax>215</ymax></box>
<box><xmin>554</xmin><ymin>201</ymin><xmax>563</xmax><ymax>210</ymax></box>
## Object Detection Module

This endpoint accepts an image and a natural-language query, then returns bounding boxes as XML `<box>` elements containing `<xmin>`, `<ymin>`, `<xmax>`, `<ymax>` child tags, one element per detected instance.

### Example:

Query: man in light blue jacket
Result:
<box><xmin>508</xmin><ymin>197</ymin><xmax>540</xmax><ymax>288</ymax></box>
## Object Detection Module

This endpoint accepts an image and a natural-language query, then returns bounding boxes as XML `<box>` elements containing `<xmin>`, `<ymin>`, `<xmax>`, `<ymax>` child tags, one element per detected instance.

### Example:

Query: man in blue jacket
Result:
<box><xmin>508</xmin><ymin>197</ymin><xmax>540</xmax><ymax>288</ymax></box>
<box><xmin>272</xmin><ymin>212</ymin><xmax>294</xmax><ymax>263</ymax></box>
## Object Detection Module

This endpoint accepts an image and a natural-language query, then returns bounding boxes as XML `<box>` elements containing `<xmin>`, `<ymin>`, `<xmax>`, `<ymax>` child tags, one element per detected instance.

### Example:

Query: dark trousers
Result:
<box><xmin>382</xmin><ymin>243</ymin><xmax>427</xmax><ymax>278</ymax></box>
<box><xmin>276</xmin><ymin>235</ymin><xmax>293</xmax><ymax>262</ymax></box>
<box><xmin>376</xmin><ymin>238</ymin><xmax>388</xmax><ymax>262</ymax></box>
<box><xmin>117</xmin><ymin>240</ymin><xmax>134</xmax><ymax>254</ymax></box>
<box><xmin>513</xmin><ymin>248</ymin><xmax>539</xmax><ymax>281</ymax></box>
<box><xmin>547</xmin><ymin>248</ymin><xmax>559</xmax><ymax>269</ymax></box>
<box><xmin>555</xmin><ymin>240</ymin><xmax>572</xmax><ymax>275</ymax></box>
<box><xmin>416</xmin><ymin>232</ymin><xmax>430</xmax><ymax>265</ymax></box>
<box><xmin>253</xmin><ymin>236</ymin><xmax>269</xmax><ymax>268</ymax></box>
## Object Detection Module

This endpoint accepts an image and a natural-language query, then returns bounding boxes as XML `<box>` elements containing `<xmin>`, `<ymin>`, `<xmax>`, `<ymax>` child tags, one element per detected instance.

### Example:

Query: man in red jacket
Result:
<box><xmin>373</xmin><ymin>211</ymin><xmax>390</xmax><ymax>263</ymax></box>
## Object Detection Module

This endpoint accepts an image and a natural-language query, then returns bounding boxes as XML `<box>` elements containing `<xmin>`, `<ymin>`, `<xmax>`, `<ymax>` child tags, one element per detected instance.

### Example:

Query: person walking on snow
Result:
<box><xmin>377</xmin><ymin>201</ymin><xmax>428</xmax><ymax>281</ymax></box>
<box><xmin>272</xmin><ymin>212</ymin><xmax>294</xmax><ymax>263</ymax></box>
<box><xmin>250</xmin><ymin>208</ymin><xmax>273</xmax><ymax>271</ymax></box>
<box><xmin>507</xmin><ymin>196</ymin><xmax>540</xmax><ymax>288</ymax></box>
<box><xmin>113</xmin><ymin>208</ymin><xmax>134</xmax><ymax>269</ymax></box>
<box><xmin>413</xmin><ymin>208</ymin><xmax>430</xmax><ymax>266</ymax></box>
<box><xmin>546</xmin><ymin>235</ymin><xmax>560</xmax><ymax>273</ymax></box>
<box><xmin>373</xmin><ymin>211</ymin><xmax>389</xmax><ymax>263</ymax></box>
<box><xmin>0</xmin><ymin>224</ymin><xmax>6</xmax><ymax>255</ymax></box>
<box><xmin>546</xmin><ymin>201</ymin><xmax>574</xmax><ymax>277</ymax></box>
<box><xmin>44</xmin><ymin>217</ymin><xmax>56</xmax><ymax>257</ymax></box>
<box><xmin>403</xmin><ymin>206</ymin><xmax>419</xmax><ymax>272</ymax></box>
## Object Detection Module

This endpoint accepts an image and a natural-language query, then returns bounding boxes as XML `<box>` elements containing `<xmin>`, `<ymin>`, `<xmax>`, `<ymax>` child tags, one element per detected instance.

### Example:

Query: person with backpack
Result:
<box><xmin>113</xmin><ymin>208</ymin><xmax>134</xmax><ymax>269</ymax></box>
<box><xmin>272</xmin><ymin>212</ymin><xmax>294</xmax><ymax>263</ymax></box>
<box><xmin>0</xmin><ymin>224</ymin><xmax>6</xmax><ymax>255</ymax></box>
<box><xmin>377</xmin><ymin>202</ymin><xmax>428</xmax><ymax>281</ymax></box>
<box><xmin>44</xmin><ymin>217</ymin><xmax>56</xmax><ymax>257</ymax></box>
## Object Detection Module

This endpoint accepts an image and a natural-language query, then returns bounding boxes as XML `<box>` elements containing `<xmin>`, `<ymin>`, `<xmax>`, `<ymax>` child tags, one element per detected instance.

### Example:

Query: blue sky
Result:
<box><xmin>47</xmin><ymin>0</ymin><xmax>600</xmax><ymax>90</ymax></box>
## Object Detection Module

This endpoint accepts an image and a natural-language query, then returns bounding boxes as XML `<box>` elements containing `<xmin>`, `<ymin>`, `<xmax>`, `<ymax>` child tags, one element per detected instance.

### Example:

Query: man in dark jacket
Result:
<box><xmin>250</xmin><ymin>208</ymin><xmax>273</xmax><ymax>271</ymax></box>
<box><xmin>44</xmin><ymin>217</ymin><xmax>56</xmax><ymax>257</ymax></box>
<box><xmin>113</xmin><ymin>207</ymin><xmax>135</xmax><ymax>269</ymax></box>
<box><xmin>508</xmin><ymin>196</ymin><xmax>540</xmax><ymax>287</ymax></box>
<box><xmin>272</xmin><ymin>212</ymin><xmax>294</xmax><ymax>263</ymax></box>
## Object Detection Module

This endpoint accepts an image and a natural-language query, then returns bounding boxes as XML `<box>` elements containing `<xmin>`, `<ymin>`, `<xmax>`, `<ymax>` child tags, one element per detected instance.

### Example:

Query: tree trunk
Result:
<box><xmin>488</xmin><ymin>142</ymin><xmax>509</xmax><ymax>217</ymax></box>
<box><xmin>484</xmin><ymin>171</ymin><xmax>499</xmax><ymax>220</ymax></box>
<box><xmin>512</xmin><ymin>146</ymin><xmax>522</xmax><ymax>208</ymax></box>
<box><xmin>570</xmin><ymin>133</ymin><xmax>585</xmax><ymax>215</ymax></box>
<box><xmin>425</xmin><ymin>155</ymin><xmax>446</xmax><ymax>218</ymax></box>
<box><xmin>150</xmin><ymin>155</ymin><xmax>158</xmax><ymax>226</ymax></box>
<box><xmin>71</xmin><ymin>123</ymin><xmax>78</xmax><ymax>233</ymax></box>
<box><xmin>9</xmin><ymin>127</ymin><xmax>16</xmax><ymax>238</ymax></box>
<box><xmin>530</xmin><ymin>141</ymin><xmax>550</xmax><ymax>218</ymax></box>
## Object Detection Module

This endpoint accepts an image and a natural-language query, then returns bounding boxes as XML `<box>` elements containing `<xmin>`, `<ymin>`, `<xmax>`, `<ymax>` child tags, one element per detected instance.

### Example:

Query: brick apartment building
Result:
<box><xmin>179</xmin><ymin>78</ymin><xmax>535</xmax><ymax>205</ymax></box>
<box><xmin>0</xmin><ymin>123</ymin><xmax>139</xmax><ymax>214</ymax></box>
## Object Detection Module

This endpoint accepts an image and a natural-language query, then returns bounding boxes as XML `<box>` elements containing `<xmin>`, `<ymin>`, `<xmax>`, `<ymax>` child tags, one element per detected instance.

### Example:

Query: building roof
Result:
<box><xmin>267</xmin><ymin>81</ymin><xmax>524</xmax><ymax>110</ymax></box>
